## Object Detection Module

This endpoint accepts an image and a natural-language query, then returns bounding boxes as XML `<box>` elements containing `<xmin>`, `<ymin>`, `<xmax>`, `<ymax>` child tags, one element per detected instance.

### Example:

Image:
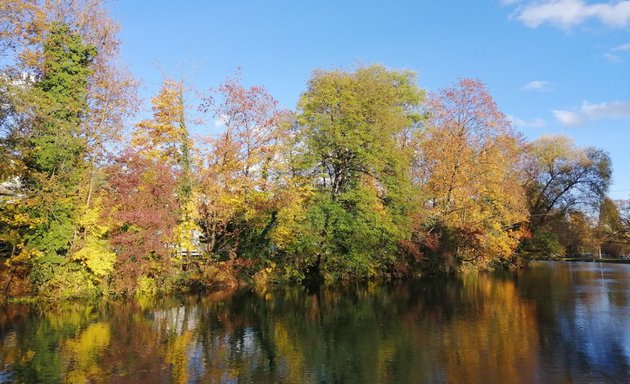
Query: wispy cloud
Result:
<box><xmin>508</xmin><ymin>115</ymin><xmax>548</xmax><ymax>128</ymax></box>
<box><xmin>604</xmin><ymin>43</ymin><xmax>630</xmax><ymax>62</ymax></box>
<box><xmin>553</xmin><ymin>100</ymin><xmax>630</xmax><ymax>126</ymax></box>
<box><xmin>604</xmin><ymin>52</ymin><xmax>622</xmax><ymax>63</ymax></box>
<box><xmin>510</xmin><ymin>0</ymin><xmax>630</xmax><ymax>30</ymax></box>
<box><xmin>523</xmin><ymin>80</ymin><xmax>552</xmax><ymax>91</ymax></box>
<box><xmin>612</xmin><ymin>43</ymin><xmax>630</xmax><ymax>52</ymax></box>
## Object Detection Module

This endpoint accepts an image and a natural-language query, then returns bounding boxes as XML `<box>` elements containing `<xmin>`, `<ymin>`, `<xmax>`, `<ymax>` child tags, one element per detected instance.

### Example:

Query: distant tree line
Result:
<box><xmin>0</xmin><ymin>0</ymin><xmax>624</xmax><ymax>299</ymax></box>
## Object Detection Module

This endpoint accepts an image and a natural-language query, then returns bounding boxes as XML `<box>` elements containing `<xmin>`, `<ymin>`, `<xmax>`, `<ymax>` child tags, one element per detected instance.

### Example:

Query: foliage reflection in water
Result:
<box><xmin>1</xmin><ymin>262</ymin><xmax>630</xmax><ymax>383</ymax></box>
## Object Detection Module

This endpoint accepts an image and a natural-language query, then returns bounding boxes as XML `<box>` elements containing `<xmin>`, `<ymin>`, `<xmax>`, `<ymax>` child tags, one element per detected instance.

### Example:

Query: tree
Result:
<box><xmin>104</xmin><ymin>150</ymin><xmax>180</xmax><ymax>296</ymax></box>
<box><xmin>295</xmin><ymin>65</ymin><xmax>424</xmax><ymax>282</ymax></box>
<box><xmin>3</xmin><ymin>23</ymin><xmax>98</xmax><ymax>298</ymax></box>
<box><xmin>132</xmin><ymin>79</ymin><xmax>198</xmax><ymax>264</ymax></box>
<box><xmin>521</xmin><ymin>135</ymin><xmax>611</xmax><ymax>255</ymax></box>
<box><xmin>415</xmin><ymin>79</ymin><xmax>528</xmax><ymax>271</ymax></box>
<box><xmin>598</xmin><ymin>198</ymin><xmax>630</xmax><ymax>257</ymax></box>
<box><xmin>557</xmin><ymin>211</ymin><xmax>598</xmax><ymax>256</ymax></box>
<box><xmin>1</xmin><ymin>0</ymin><xmax>137</xmax><ymax>298</ymax></box>
<box><xmin>198</xmin><ymin>72</ymin><xmax>286</xmax><ymax>262</ymax></box>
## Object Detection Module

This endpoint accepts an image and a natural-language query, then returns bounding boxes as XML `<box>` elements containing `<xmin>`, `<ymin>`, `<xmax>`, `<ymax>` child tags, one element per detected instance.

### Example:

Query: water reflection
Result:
<box><xmin>1</xmin><ymin>262</ymin><xmax>630</xmax><ymax>383</ymax></box>
<box><xmin>517</xmin><ymin>262</ymin><xmax>630</xmax><ymax>383</ymax></box>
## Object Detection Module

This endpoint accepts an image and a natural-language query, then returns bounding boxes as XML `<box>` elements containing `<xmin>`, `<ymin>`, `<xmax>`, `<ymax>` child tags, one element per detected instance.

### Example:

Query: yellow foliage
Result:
<box><xmin>6</xmin><ymin>247</ymin><xmax>42</xmax><ymax>265</ymax></box>
<box><xmin>136</xmin><ymin>276</ymin><xmax>158</xmax><ymax>297</ymax></box>
<box><xmin>418</xmin><ymin>79</ymin><xmax>529</xmax><ymax>264</ymax></box>
<box><xmin>164</xmin><ymin>330</ymin><xmax>194</xmax><ymax>384</ymax></box>
<box><xmin>71</xmin><ymin>240</ymin><xmax>115</xmax><ymax>277</ymax></box>
<box><xmin>270</xmin><ymin>182</ymin><xmax>314</xmax><ymax>249</ymax></box>
<box><xmin>63</xmin><ymin>322</ymin><xmax>111</xmax><ymax>383</ymax></box>
<box><xmin>132</xmin><ymin>79</ymin><xmax>188</xmax><ymax>164</ymax></box>
<box><xmin>72</xmin><ymin>197</ymin><xmax>116</xmax><ymax>278</ymax></box>
<box><xmin>174</xmin><ymin>197</ymin><xmax>201</xmax><ymax>259</ymax></box>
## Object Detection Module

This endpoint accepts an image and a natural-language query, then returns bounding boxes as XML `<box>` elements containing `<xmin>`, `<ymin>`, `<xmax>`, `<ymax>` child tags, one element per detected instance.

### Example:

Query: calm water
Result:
<box><xmin>1</xmin><ymin>261</ymin><xmax>630</xmax><ymax>383</ymax></box>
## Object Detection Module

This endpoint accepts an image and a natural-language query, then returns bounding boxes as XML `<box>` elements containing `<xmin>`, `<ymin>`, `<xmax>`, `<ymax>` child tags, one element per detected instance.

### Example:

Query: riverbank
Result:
<box><xmin>561</xmin><ymin>257</ymin><xmax>630</xmax><ymax>264</ymax></box>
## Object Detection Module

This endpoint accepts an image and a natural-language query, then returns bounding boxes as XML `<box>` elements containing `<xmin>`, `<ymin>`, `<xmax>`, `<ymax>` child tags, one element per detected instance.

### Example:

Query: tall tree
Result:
<box><xmin>415</xmin><ymin>79</ymin><xmax>528</xmax><ymax>270</ymax></box>
<box><xmin>1</xmin><ymin>22</ymin><xmax>98</xmax><ymax>297</ymax></box>
<box><xmin>198</xmin><ymin>73</ymin><xmax>285</xmax><ymax>261</ymax></box>
<box><xmin>295</xmin><ymin>65</ymin><xmax>424</xmax><ymax>281</ymax></box>
<box><xmin>521</xmin><ymin>135</ymin><xmax>611</xmax><ymax>255</ymax></box>
<box><xmin>131</xmin><ymin>79</ymin><xmax>198</xmax><ymax>265</ymax></box>
<box><xmin>1</xmin><ymin>0</ymin><xmax>136</xmax><ymax>297</ymax></box>
<box><xmin>525</xmin><ymin>135</ymin><xmax>611</xmax><ymax>226</ymax></box>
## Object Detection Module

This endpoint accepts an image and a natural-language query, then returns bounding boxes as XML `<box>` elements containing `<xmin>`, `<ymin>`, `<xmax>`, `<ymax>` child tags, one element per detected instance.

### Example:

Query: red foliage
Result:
<box><xmin>104</xmin><ymin>149</ymin><xmax>179</xmax><ymax>295</ymax></box>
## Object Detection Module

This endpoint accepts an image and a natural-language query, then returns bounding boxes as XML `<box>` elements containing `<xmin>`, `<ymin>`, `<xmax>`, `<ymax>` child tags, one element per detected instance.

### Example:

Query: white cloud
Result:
<box><xmin>554</xmin><ymin>100</ymin><xmax>630</xmax><ymax>126</ymax></box>
<box><xmin>612</xmin><ymin>43</ymin><xmax>630</xmax><ymax>52</ymax></box>
<box><xmin>523</xmin><ymin>80</ymin><xmax>552</xmax><ymax>91</ymax></box>
<box><xmin>553</xmin><ymin>110</ymin><xmax>585</xmax><ymax>126</ymax></box>
<box><xmin>512</xmin><ymin>0</ymin><xmax>630</xmax><ymax>29</ymax></box>
<box><xmin>508</xmin><ymin>115</ymin><xmax>548</xmax><ymax>128</ymax></box>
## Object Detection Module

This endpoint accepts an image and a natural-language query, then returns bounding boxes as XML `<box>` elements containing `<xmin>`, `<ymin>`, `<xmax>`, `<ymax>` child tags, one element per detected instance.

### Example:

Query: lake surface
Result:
<box><xmin>1</xmin><ymin>261</ymin><xmax>630</xmax><ymax>383</ymax></box>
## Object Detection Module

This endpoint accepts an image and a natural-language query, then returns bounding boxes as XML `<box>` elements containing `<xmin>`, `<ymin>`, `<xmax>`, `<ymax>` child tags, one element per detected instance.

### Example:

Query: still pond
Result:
<box><xmin>1</xmin><ymin>261</ymin><xmax>630</xmax><ymax>383</ymax></box>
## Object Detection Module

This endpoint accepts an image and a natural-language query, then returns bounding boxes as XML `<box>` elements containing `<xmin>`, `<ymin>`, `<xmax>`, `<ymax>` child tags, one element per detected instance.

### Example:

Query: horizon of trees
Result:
<box><xmin>1</xmin><ymin>0</ymin><xmax>628</xmax><ymax>300</ymax></box>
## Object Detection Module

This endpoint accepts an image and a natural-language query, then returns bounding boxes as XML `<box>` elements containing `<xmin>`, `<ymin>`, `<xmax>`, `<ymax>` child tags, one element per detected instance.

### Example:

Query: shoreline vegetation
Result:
<box><xmin>561</xmin><ymin>257</ymin><xmax>630</xmax><ymax>264</ymax></box>
<box><xmin>1</xmin><ymin>1</ymin><xmax>629</xmax><ymax>302</ymax></box>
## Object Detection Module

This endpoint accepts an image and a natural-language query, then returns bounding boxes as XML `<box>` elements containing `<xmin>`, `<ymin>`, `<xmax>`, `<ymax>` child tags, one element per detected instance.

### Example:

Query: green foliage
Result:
<box><xmin>31</xmin><ymin>22</ymin><xmax>94</xmax><ymax>176</ymax></box>
<box><xmin>29</xmin><ymin>254</ymin><xmax>99</xmax><ymax>299</ymax></box>
<box><xmin>23</xmin><ymin>194</ymin><xmax>76</xmax><ymax>256</ymax></box>
<box><xmin>294</xmin><ymin>65</ymin><xmax>424</xmax><ymax>282</ymax></box>
<box><xmin>521</xmin><ymin>227</ymin><xmax>565</xmax><ymax>259</ymax></box>
<box><xmin>0</xmin><ymin>22</ymin><xmax>103</xmax><ymax>298</ymax></box>
<box><xmin>19</xmin><ymin>23</ymin><xmax>95</xmax><ymax>258</ymax></box>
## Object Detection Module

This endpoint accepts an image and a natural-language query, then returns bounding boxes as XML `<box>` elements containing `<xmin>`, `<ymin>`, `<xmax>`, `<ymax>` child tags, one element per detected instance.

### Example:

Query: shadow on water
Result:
<box><xmin>1</xmin><ymin>262</ymin><xmax>630</xmax><ymax>383</ymax></box>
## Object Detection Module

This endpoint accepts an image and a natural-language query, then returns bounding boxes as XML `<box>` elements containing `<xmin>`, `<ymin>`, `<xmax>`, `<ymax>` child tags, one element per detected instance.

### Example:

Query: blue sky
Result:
<box><xmin>109</xmin><ymin>0</ymin><xmax>630</xmax><ymax>198</ymax></box>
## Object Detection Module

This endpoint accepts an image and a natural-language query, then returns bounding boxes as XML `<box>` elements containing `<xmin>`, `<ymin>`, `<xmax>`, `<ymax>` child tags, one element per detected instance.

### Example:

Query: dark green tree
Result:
<box><xmin>3</xmin><ymin>23</ymin><xmax>97</xmax><ymax>297</ymax></box>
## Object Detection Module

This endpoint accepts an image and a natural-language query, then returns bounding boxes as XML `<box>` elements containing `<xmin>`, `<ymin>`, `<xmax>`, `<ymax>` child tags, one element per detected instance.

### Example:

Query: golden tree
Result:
<box><xmin>416</xmin><ymin>79</ymin><xmax>528</xmax><ymax>269</ymax></box>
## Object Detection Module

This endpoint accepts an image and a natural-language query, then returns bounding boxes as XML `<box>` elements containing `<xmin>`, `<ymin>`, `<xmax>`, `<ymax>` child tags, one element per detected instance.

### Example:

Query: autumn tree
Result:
<box><xmin>521</xmin><ymin>135</ymin><xmax>611</xmax><ymax>256</ymax></box>
<box><xmin>0</xmin><ymin>0</ymin><xmax>621</xmax><ymax>295</ymax></box>
<box><xmin>598</xmin><ymin>198</ymin><xmax>630</xmax><ymax>257</ymax></box>
<box><xmin>558</xmin><ymin>212</ymin><xmax>598</xmax><ymax>256</ymax></box>
<box><xmin>0</xmin><ymin>23</ymin><xmax>100</xmax><ymax>299</ymax></box>
<box><xmin>198</xmin><ymin>73</ymin><xmax>286</xmax><ymax>262</ymax></box>
<box><xmin>104</xmin><ymin>150</ymin><xmax>180</xmax><ymax>296</ymax></box>
<box><xmin>1</xmin><ymin>0</ymin><xmax>137</xmax><ymax>163</ymax></box>
<box><xmin>415</xmin><ymin>79</ymin><xmax>528</xmax><ymax>271</ymax></box>
<box><xmin>294</xmin><ymin>65</ymin><xmax>424</xmax><ymax>282</ymax></box>
<box><xmin>132</xmin><ymin>79</ymin><xmax>198</xmax><ymax>264</ymax></box>
<box><xmin>0</xmin><ymin>0</ymin><xmax>136</xmax><ymax>298</ymax></box>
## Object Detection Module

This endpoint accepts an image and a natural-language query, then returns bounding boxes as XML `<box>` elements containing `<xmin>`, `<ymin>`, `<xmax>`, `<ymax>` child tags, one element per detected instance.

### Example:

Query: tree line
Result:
<box><xmin>0</xmin><ymin>0</ymin><xmax>626</xmax><ymax>299</ymax></box>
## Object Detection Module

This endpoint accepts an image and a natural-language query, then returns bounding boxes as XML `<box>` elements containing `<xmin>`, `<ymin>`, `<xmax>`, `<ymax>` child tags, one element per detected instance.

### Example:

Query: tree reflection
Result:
<box><xmin>2</xmin><ymin>263</ymin><xmax>630</xmax><ymax>383</ymax></box>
